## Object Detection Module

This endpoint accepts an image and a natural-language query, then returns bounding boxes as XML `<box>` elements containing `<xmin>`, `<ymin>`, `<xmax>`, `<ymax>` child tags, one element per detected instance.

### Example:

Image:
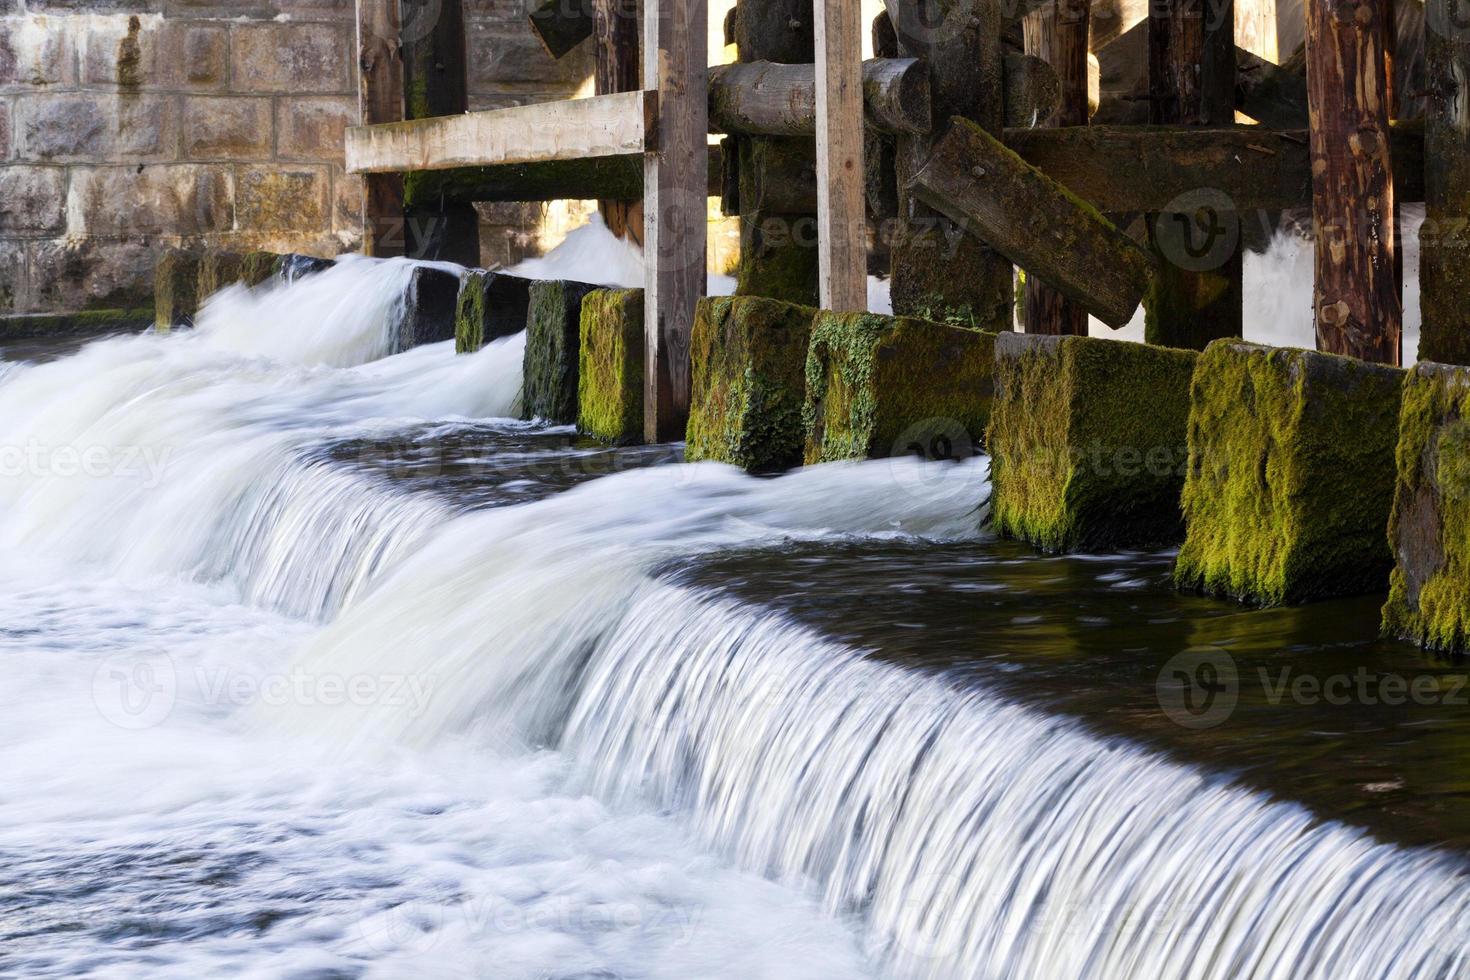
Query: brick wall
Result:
<box><xmin>0</xmin><ymin>0</ymin><xmax>593</xmax><ymax>314</ymax></box>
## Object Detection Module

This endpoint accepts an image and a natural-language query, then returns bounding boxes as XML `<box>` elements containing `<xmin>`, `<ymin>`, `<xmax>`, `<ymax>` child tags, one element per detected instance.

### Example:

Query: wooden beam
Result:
<box><xmin>1419</xmin><ymin>0</ymin><xmax>1470</xmax><ymax>363</ymax></box>
<box><xmin>346</xmin><ymin>92</ymin><xmax>655</xmax><ymax>174</ymax></box>
<box><xmin>1005</xmin><ymin>52</ymin><xmax>1061</xmax><ymax>128</ymax></box>
<box><xmin>355</xmin><ymin>0</ymin><xmax>405</xmax><ymax>257</ymax></box>
<box><xmin>1306</xmin><ymin>0</ymin><xmax>1400</xmax><ymax>364</ymax></box>
<box><xmin>1022</xmin><ymin>0</ymin><xmax>1089</xmax><ymax>335</ymax></box>
<box><xmin>643</xmin><ymin>0</ymin><xmax>708</xmax><ymax>442</ymax></box>
<box><xmin>709</xmin><ymin>58</ymin><xmax>932</xmax><ymax>136</ymax></box>
<box><xmin>529</xmin><ymin>0</ymin><xmax>594</xmax><ymax>58</ymax></box>
<box><xmin>816</xmin><ymin>0</ymin><xmax>869</xmax><ymax>311</ymax></box>
<box><xmin>594</xmin><ymin>0</ymin><xmax>642</xmax><ymax>243</ymax></box>
<box><xmin>910</xmin><ymin>117</ymin><xmax>1155</xmax><ymax>326</ymax></box>
<box><xmin>1237</xmin><ymin>47</ymin><xmax>1309</xmax><ymax>127</ymax></box>
<box><xmin>402</xmin><ymin>147</ymin><xmax>724</xmax><ymax>205</ymax></box>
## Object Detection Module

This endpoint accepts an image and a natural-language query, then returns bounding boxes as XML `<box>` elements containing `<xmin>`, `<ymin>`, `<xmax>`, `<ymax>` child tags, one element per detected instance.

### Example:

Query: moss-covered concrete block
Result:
<box><xmin>989</xmin><ymin>332</ymin><xmax>1198</xmax><ymax>553</ymax></box>
<box><xmin>395</xmin><ymin>266</ymin><xmax>461</xmax><ymax>351</ymax></box>
<box><xmin>1382</xmin><ymin>363</ymin><xmax>1470</xmax><ymax>650</ymax></box>
<box><xmin>154</xmin><ymin>249</ymin><xmax>201</xmax><ymax>331</ymax></box>
<box><xmin>522</xmin><ymin>279</ymin><xmax>599</xmax><ymax>424</ymax></box>
<box><xmin>1176</xmin><ymin>340</ymin><xmax>1403</xmax><ymax>605</ymax></box>
<box><xmin>686</xmin><ymin>295</ymin><xmax>815</xmax><ymax>472</ymax></box>
<box><xmin>0</xmin><ymin>309</ymin><xmax>152</xmax><ymax>341</ymax></box>
<box><xmin>577</xmin><ymin>288</ymin><xmax>645</xmax><ymax>444</ymax></box>
<box><xmin>803</xmin><ymin>311</ymin><xmax>994</xmax><ymax>466</ymax></box>
<box><xmin>455</xmin><ymin>271</ymin><xmax>532</xmax><ymax>354</ymax></box>
<box><xmin>198</xmin><ymin>250</ymin><xmax>279</xmax><ymax>298</ymax></box>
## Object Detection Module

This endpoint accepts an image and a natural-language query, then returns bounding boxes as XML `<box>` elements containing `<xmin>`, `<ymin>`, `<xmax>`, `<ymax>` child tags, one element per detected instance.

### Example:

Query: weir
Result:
<box><xmin>5</xmin><ymin>1</ymin><xmax>1470</xmax><ymax>976</ymax></box>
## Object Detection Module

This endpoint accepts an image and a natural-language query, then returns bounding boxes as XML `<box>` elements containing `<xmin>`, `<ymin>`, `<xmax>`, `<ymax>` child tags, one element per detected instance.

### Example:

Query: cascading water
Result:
<box><xmin>2</xmin><ymin>227</ymin><xmax>1467</xmax><ymax>978</ymax></box>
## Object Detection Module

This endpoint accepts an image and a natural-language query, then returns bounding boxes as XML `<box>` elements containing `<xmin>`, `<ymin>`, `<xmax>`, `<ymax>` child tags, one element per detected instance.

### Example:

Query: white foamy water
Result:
<box><xmin>1</xmin><ymin>227</ymin><xmax>1466</xmax><ymax>978</ymax></box>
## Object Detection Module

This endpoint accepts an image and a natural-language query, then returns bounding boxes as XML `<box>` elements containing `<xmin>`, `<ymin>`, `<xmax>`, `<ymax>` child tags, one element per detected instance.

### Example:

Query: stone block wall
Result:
<box><xmin>0</xmin><ymin>0</ymin><xmax>593</xmax><ymax>314</ymax></box>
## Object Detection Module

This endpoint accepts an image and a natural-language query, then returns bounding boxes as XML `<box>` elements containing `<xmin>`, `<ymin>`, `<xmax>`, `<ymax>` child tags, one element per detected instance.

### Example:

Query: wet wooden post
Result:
<box><xmin>642</xmin><ymin>0</ymin><xmax>709</xmax><ymax>441</ymax></box>
<box><xmin>401</xmin><ymin>0</ymin><xmax>480</xmax><ymax>266</ymax></box>
<box><xmin>1023</xmin><ymin>0</ymin><xmax>1090</xmax><ymax>335</ymax></box>
<box><xmin>355</xmin><ymin>0</ymin><xmax>405</xmax><ymax>257</ymax></box>
<box><xmin>1144</xmin><ymin>0</ymin><xmax>1243</xmax><ymax>349</ymax></box>
<box><xmin>891</xmin><ymin>0</ymin><xmax>1013</xmax><ymax>330</ymax></box>
<box><xmin>1420</xmin><ymin>0</ymin><xmax>1470</xmax><ymax>363</ymax></box>
<box><xmin>1305</xmin><ymin>0</ymin><xmax>1401</xmax><ymax>363</ymax></box>
<box><xmin>815</xmin><ymin>0</ymin><xmax>868</xmax><ymax>311</ymax></box>
<box><xmin>734</xmin><ymin>0</ymin><xmax>820</xmax><ymax>305</ymax></box>
<box><xmin>595</xmin><ymin>0</ymin><xmax>642</xmax><ymax>242</ymax></box>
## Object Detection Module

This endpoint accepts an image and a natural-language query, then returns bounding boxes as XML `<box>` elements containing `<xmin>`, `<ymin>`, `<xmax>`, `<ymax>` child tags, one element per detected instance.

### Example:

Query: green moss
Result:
<box><xmin>456</xmin><ymin>271</ymin><xmax>531</xmax><ymax>354</ymax></box>
<box><xmin>577</xmin><ymin>289</ymin><xmax>645</xmax><ymax>445</ymax></box>
<box><xmin>1175</xmin><ymin>340</ymin><xmax>1403</xmax><ymax>605</ymax></box>
<box><xmin>686</xmin><ymin>295</ymin><xmax>816</xmax><ymax>472</ymax></box>
<box><xmin>239</xmin><ymin>251</ymin><xmax>279</xmax><ymax>288</ymax></box>
<box><xmin>404</xmin><ymin>160</ymin><xmax>645</xmax><ymax>208</ymax></box>
<box><xmin>522</xmin><ymin>279</ymin><xmax>598</xmax><ymax>424</ymax></box>
<box><xmin>803</xmin><ymin>311</ymin><xmax>994</xmax><ymax>465</ymax></box>
<box><xmin>154</xmin><ymin>249</ymin><xmax>202</xmax><ymax>331</ymax></box>
<box><xmin>1382</xmin><ymin>363</ymin><xmax>1470</xmax><ymax>650</ymax></box>
<box><xmin>0</xmin><ymin>308</ymin><xmax>152</xmax><ymax>341</ymax></box>
<box><xmin>736</xmin><ymin>212</ymin><xmax>821</xmax><ymax>307</ymax></box>
<box><xmin>989</xmin><ymin>332</ymin><xmax>1198</xmax><ymax>552</ymax></box>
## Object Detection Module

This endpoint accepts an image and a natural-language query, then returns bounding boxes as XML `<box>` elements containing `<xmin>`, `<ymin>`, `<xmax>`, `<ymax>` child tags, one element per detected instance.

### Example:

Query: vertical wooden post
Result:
<box><xmin>643</xmin><ymin>0</ymin><xmax>709</xmax><ymax>441</ymax></box>
<box><xmin>891</xmin><ymin>0</ymin><xmax>1013</xmax><ymax>331</ymax></box>
<box><xmin>735</xmin><ymin>0</ymin><xmax>820</xmax><ymax>305</ymax></box>
<box><xmin>1144</xmin><ymin>0</ymin><xmax>1243</xmax><ymax>350</ymax></box>
<box><xmin>1022</xmin><ymin>0</ymin><xmax>1089</xmax><ymax>335</ymax></box>
<box><xmin>1422</xmin><ymin>0</ymin><xmax>1470</xmax><ymax>363</ymax></box>
<box><xmin>356</xmin><ymin>0</ymin><xmax>405</xmax><ymax>257</ymax></box>
<box><xmin>815</xmin><ymin>0</ymin><xmax>868</xmax><ymax>311</ymax></box>
<box><xmin>595</xmin><ymin>0</ymin><xmax>642</xmax><ymax>242</ymax></box>
<box><xmin>1305</xmin><ymin>0</ymin><xmax>1400</xmax><ymax>364</ymax></box>
<box><xmin>401</xmin><ymin>0</ymin><xmax>480</xmax><ymax>266</ymax></box>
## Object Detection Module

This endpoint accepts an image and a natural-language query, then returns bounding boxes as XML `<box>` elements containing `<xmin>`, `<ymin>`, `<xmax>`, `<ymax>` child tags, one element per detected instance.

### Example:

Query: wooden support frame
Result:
<box><xmin>642</xmin><ymin>0</ymin><xmax>709</xmax><ymax>442</ymax></box>
<box><xmin>815</xmin><ymin>0</ymin><xmax>868</xmax><ymax>311</ymax></box>
<box><xmin>355</xmin><ymin>0</ymin><xmax>405</xmax><ymax>256</ymax></box>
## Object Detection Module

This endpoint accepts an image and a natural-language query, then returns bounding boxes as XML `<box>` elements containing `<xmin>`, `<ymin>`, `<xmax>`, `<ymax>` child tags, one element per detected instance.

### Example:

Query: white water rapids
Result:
<box><xmin>0</xmin><ymin>233</ymin><xmax>1465</xmax><ymax>977</ymax></box>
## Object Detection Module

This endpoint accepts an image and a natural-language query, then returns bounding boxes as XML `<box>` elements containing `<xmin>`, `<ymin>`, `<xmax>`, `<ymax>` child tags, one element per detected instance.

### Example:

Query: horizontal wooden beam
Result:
<box><xmin>709</xmin><ymin>57</ymin><xmax>930</xmax><ymax>136</ymax></box>
<box><xmin>911</xmin><ymin>116</ymin><xmax>1155</xmax><ymax>327</ymax></box>
<box><xmin>529</xmin><ymin>0</ymin><xmax>594</xmax><ymax>58</ymax></box>
<box><xmin>404</xmin><ymin>145</ymin><xmax>725</xmax><ymax>204</ymax></box>
<box><xmin>346</xmin><ymin>90</ymin><xmax>655</xmax><ymax>174</ymax></box>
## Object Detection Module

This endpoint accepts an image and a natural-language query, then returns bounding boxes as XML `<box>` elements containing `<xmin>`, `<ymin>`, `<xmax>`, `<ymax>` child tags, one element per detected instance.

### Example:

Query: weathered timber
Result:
<box><xmin>1306</xmin><ymin>0</ymin><xmax>1400</xmax><ymax>364</ymax></box>
<box><xmin>402</xmin><ymin>0</ymin><xmax>477</xmax><ymax>266</ymax></box>
<box><xmin>356</xmin><ymin>0</ymin><xmax>405</xmax><ymax>256</ymax></box>
<box><xmin>595</xmin><ymin>0</ymin><xmax>642</xmax><ymax>243</ymax></box>
<box><xmin>642</xmin><ymin>0</ymin><xmax>708</xmax><ymax>441</ymax></box>
<box><xmin>891</xmin><ymin>0</ymin><xmax>1013</xmax><ymax>330</ymax></box>
<box><xmin>735</xmin><ymin>0</ymin><xmax>819</xmax><ymax>306</ymax></box>
<box><xmin>1003</xmin><ymin>123</ymin><xmax>1425</xmax><ymax>212</ymax></box>
<box><xmin>1237</xmin><ymin>48</ymin><xmax>1309</xmax><ymax>127</ymax></box>
<box><xmin>1005</xmin><ymin>52</ymin><xmax>1062</xmax><ymax>128</ymax></box>
<box><xmin>528</xmin><ymin>0</ymin><xmax>594</xmax><ymax>58</ymax></box>
<box><xmin>403</xmin><ymin>148</ymin><xmax>724</xmax><ymax>205</ymax></box>
<box><xmin>1177</xmin><ymin>341</ymin><xmax>1404</xmax><ymax>604</ymax></box>
<box><xmin>867</xmin><ymin>8</ymin><xmax>900</xmax><ymax>276</ymax></box>
<box><xmin>346</xmin><ymin>93</ymin><xmax>655</xmax><ymax>174</ymax></box>
<box><xmin>708</xmin><ymin>59</ymin><xmax>932</xmax><ymax>137</ymax></box>
<box><xmin>1145</xmin><ymin>0</ymin><xmax>1242</xmax><ymax>351</ymax></box>
<box><xmin>815</xmin><ymin>0</ymin><xmax>868</xmax><ymax>312</ymax></box>
<box><xmin>910</xmin><ymin>117</ymin><xmax>1155</xmax><ymax>327</ymax></box>
<box><xmin>1420</xmin><ymin>0</ymin><xmax>1470</xmax><ymax>364</ymax></box>
<box><xmin>1022</xmin><ymin>0</ymin><xmax>1090</xmax><ymax>336</ymax></box>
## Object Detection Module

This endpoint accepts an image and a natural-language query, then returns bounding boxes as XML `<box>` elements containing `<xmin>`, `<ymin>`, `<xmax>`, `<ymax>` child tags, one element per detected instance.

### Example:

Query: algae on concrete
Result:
<box><xmin>989</xmin><ymin>331</ymin><xmax>1198</xmax><ymax>553</ymax></box>
<box><xmin>577</xmin><ymin>289</ymin><xmax>645</xmax><ymax>445</ymax></box>
<box><xmin>522</xmin><ymin>279</ymin><xmax>599</xmax><ymax>424</ymax></box>
<box><xmin>456</xmin><ymin>271</ymin><xmax>533</xmax><ymax>354</ymax></box>
<box><xmin>687</xmin><ymin>295</ymin><xmax>815</xmax><ymax>472</ymax></box>
<box><xmin>396</xmin><ymin>267</ymin><xmax>462</xmax><ymax>352</ymax></box>
<box><xmin>1175</xmin><ymin>340</ymin><xmax>1404</xmax><ymax>605</ymax></box>
<box><xmin>1383</xmin><ymin>362</ymin><xmax>1470</xmax><ymax>651</ymax></box>
<box><xmin>154</xmin><ymin>249</ymin><xmax>202</xmax><ymax>331</ymax></box>
<box><xmin>803</xmin><ymin>311</ymin><xmax>994</xmax><ymax>465</ymax></box>
<box><xmin>198</xmin><ymin>250</ymin><xmax>281</xmax><ymax>299</ymax></box>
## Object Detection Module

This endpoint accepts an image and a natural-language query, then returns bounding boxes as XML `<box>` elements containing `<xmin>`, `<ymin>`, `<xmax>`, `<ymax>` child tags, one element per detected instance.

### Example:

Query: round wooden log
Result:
<box><xmin>709</xmin><ymin>58</ymin><xmax>932</xmax><ymax>136</ymax></box>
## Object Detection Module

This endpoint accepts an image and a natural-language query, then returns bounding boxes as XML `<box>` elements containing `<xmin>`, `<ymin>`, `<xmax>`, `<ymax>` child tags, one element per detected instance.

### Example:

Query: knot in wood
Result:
<box><xmin>1319</xmin><ymin>299</ymin><xmax>1352</xmax><ymax>325</ymax></box>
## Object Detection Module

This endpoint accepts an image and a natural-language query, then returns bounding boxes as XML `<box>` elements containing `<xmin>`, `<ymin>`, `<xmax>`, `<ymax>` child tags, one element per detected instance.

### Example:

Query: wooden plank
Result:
<box><xmin>1237</xmin><ymin>47</ymin><xmax>1309</xmax><ymax>127</ymax></box>
<box><xmin>708</xmin><ymin>58</ymin><xmax>932</xmax><ymax>136</ymax></box>
<box><xmin>642</xmin><ymin>0</ymin><xmax>708</xmax><ymax>442</ymax></box>
<box><xmin>815</xmin><ymin>0</ymin><xmax>868</xmax><ymax>312</ymax></box>
<box><xmin>1005</xmin><ymin>52</ymin><xmax>1061</xmax><ymax>128</ymax></box>
<box><xmin>346</xmin><ymin>92</ymin><xmax>655</xmax><ymax>174</ymax></box>
<box><xmin>355</xmin><ymin>0</ymin><xmax>405</xmax><ymax>257</ymax></box>
<box><xmin>400</xmin><ymin>147</ymin><xmax>724</xmax><ymax>205</ymax></box>
<box><xmin>1022</xmin><ymin>0</ymin><xmax>1089</xmax><ymax>335</ymax></box>
<box><xmin>1306</xmin><ymin>0</ymin><xmax>1400</xmax><ymax>364</ymax></box>
<box><xmin>529</xmin><ymin>0</ymin><xmax>594</xmax><ymax>58</ymax></box>
<box><xmin>1145</xmin><ymin>0</ymin><xmax>1242</xmax><ymax>350</ymax></box>
<box><xmin>1418</xmin><ymin>0</ymin><xmax>1470</xmax><ymax>362</ymax></box>
<box><xmin>910</xmin><ymin>117</ymin><xmax>1156</xmax><ymax>327</ymax></box>
<box><xmin>595</xmin><ymin>0</ymin><xmax>642</xmax><ymax>242</ymax></box>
